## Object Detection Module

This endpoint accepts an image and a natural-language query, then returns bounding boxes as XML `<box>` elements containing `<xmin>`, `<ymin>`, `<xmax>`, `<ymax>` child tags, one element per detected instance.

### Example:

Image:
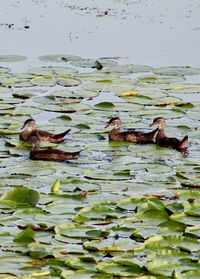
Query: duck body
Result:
<box><xmin>30</xmin><ymin>145</ymin><xmax>81</xmax><ymax>162</ymax></box>
<box><xmin>151</xmin><ymin>117</ymin><xmax>188</xmax><ymax>151</ymax></box>
<box><xmin>108</xmin><ymin>127</ymin><xmax>158</xmax><ymax>143</ymax></box>
<box><xmin>106</xmin><ymin>117</ymin><xmax>158</xmax><ymax>144</ymax></box>
<box><xmin>20</xmin><ymin>119</ymin><xmax>71</xmax><ymax>143</ymax></box>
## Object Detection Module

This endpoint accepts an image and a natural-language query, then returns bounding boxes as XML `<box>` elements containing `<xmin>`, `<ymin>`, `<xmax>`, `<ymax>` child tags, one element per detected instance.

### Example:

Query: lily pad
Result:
<box><xmin>71</xmin><ymin>58</ymin><xmax>117</xmax><ymax>68</ymax></box>
<box><xmin>28</xmin><ymin>66</ymin><xmax>78</xmax><ymax>76</ymax></box>
<box><xmin>84</xmin><ymin>238</ymin><xmax>137</xmax><ymax>252</ymax></box>
<box><xmin>83</xmin><ymin>79</ymin><xmax>136</xmax><ymax>93</ymax></box>
<box><xmin>167</xmin><ymin>84</ymin><xmax>200</xmax><ymax>94</ymax></box>
<box><xmin>154</xmin><ymin>66</ymin><xmax>200</xmax><ymax>76</ymax></box>
<box><xmin>31</xmin><ymin>75</ymin><xmax>56</xmax><ymax>87</ymax></box>
<box><xmin>0</xmin><ymin>55</ymin><xmax>26</xmax><ymax>62</ymax></box>
<box><xmin>105</xmin><ymin>64</ymin><xmax>153</xmax><ymax>74</ymax></box>
<box><xmin>96</xmin><ymin>262</ymin><xmax>143</xmax><ymax>276</ymax></box>
<box><xmin>55</xmin><ymin>224</ymin><xmax>103</xmax><ymax>239</ymax></box>
<box><xmin>57</xmin><ymin>77</ymin><xmax>82</xmax><ymax>87</ymax></box>
<box><xmin>0</xmin><ymin>186</ymin><xmax>39</xmax><ymax>207</ymax></box>
<box><xmin>0</xmin><ymin>66</ymin><xmax>10</xmax><ymax>73</ymax></box>
<box><xmin>39</xmin><ymin>54</ymin><xmax>81</xmax><ymax>62</ymax></box>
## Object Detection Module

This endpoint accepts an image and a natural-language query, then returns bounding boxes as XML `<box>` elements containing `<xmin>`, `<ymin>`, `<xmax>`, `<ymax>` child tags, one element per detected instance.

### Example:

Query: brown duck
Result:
<box><xmin>30</xmin><ymin>140</ymin><xmax>81</xmax><ymax>162</ymax></box>
<box><xmin>150</xmin><ymin>117</ymin><xmax>188</xmax><ymax>151</ymax></box>
<box><xmin>20</xmin><ymin>119</ymin><xmax>71</xmax><ymax>143</ymax></box>
<box><xmin>105</xmin><ymin>117</ymin><xmax>158</xmax><ymax>143</ymax></box>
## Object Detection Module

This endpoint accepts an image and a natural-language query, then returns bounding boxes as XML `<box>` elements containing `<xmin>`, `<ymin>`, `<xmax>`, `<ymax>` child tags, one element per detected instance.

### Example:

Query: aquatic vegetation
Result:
<box><xmin>0</xmin><ymin>55</ymin><xmax>200</xmax><ymax>277</ymax></box>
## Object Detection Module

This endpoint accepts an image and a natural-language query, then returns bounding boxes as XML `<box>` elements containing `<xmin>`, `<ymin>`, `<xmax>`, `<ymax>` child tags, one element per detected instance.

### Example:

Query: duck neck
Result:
<box><xmin>109</xmin><ymin>127</ymin><xmax>121</xmax><ymax>140</ymax></box>
<box><xmin>156</xmin><ymin>127</ymin><xmax>166</xmax><ymax>140</ymax></box>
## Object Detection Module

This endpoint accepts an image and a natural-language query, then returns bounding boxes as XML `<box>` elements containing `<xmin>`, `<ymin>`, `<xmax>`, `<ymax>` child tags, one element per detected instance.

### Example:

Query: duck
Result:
<box><xmin>150</xmin><ymin>117</ymin><xmax>188</xmax><ymax>151</ymax></box>
<box><xmin>105</xmin><ymin>117</ymin><xmax>159</xmax><ymax>143</ymax></box>
<box><xmin>20</xmin><ymin>118</ymin><xmax>71</xmax><ymax>143</ymax></box>
<box><xmin>29</xmin><ymin>140</ymin><xmax>81</xmax><ymax>162</ymax></box>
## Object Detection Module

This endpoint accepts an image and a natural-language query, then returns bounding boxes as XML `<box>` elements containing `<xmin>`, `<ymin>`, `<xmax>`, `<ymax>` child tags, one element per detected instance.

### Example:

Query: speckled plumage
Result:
<box><xmin>105</xmin><ymin>117</ymin><xmax>158</xmax><ymax>143</ymax></box>
<box><xmin>150</xmin><ymin>117</ymin><xmax>188</xmax><ymax>151</ymax></box>
<box><xmin>20</xmin><ymin>119</ymin><xmax>71</xmax><ymax>143</ymax></box>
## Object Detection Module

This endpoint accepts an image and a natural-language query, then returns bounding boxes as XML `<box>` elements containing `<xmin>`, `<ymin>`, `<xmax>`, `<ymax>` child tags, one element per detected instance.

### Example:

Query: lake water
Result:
<box><xmin>0</xmin><ymin>0</ymin><xmax>200</xmax><ymax>67</ymax></box>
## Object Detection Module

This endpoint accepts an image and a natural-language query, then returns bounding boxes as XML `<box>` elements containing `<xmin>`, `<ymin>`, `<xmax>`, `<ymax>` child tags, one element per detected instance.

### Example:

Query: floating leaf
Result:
<box><xmin>105</xmin><ymin>64</ymin><xmax>153</xmax><ymax>74</ymax></box>
<box><xmin>167</xmin><ymin>84</ymin><xmax>200</xmax><ymax>94</ymax></box>
<box><xmin>28</xmin><ymin>242</ymin><xmax>52</xmax><ymax>259</ymax></box>
<box><xmin>51</xmin><ymin>179</ymin><xmax>61</xmax><ymax>194</ymax></box>
<box><xmin>13</xmin><ymin>227</ymin><xmax>35</xmax><ymax>244</ymax></box>
<box><xmin>0</xmin><ymin>66</ymin><xmax>10</xmax><ymax>73</ymax></box>
<box><xmin>39</xmin><ymin>54</ymin><xmax>81</xmax><ymax>62</ymax></box>
<box><xmin>121</xmin><ymin>90</ymin><xmax>139</xmax><ymax>97</ymax></box>
<box><xmin>0</xmin><ymin>186</ymin><xmax>39</xmax><ymax>207</ymax></box>
<box><xmin>95</xmin><ymin>102</ymin><xmax>115</xmax><ymax>109</ymax></box>
<box><xmin>138</xmin><ymin>75</ymin><xmax>185</xmax><ymax>85</ymax></box>
<box><xmin>28</xmin><ymin>66</ymin><xmax>77</xmax><ymax>76</ymax></box>
<box><xmin>57</xmin><ymin>77</ymin><xmax>82</xmax><ymax>87</ymax></box>
<box><xmin>0</xmin><ymin>55</ymin><xmax>26</xmax><ymax>62</ymax></box>
<box><xmin>31</xmin><ymin>75</ymin><xmax>56</xmax><ymax>86</ymax></box>
<box><xmin>83</xmin><ymin>79</ymin><xmax>136</xmax><ymax>93</ymax></box>
<box><xmin>84</xmin><ymin>238</ymin><xmax>138</xmax><ymax>252</ymax></box>
<box><xmin>144</xmin><ymin>235</ymin><xmax>200</xmax><ymax>252</ymax></box>
<box><xmin>55</xmin><ymin>224</ymin><xmax>104</xmax><ymax>239</ymax></box>
<box><xmin>71</xmin><ymin>58</ymin><xmax>117</xmax><ymax>68</ymax></box>
<box><xmin>154</xmin><ymin>66</ymin><xmax>200</xmax><ymax>76</ymax></box>
<box><xmin>96</xmin><ymin>262</ymin><xmax>143</xmax><ymax>276</ymax></box>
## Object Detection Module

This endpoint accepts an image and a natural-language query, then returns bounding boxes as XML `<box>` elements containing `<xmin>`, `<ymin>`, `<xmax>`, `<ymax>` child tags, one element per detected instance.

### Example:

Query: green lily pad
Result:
<box><xmin>138</xmin><ymin>75</ymin><xmax>185</xmax><ymax>85</ymax></box>
<box><xmin>154</xmin><ymin>66</ymin><xmax>200</xmax><ymax>76</ymax></box>
<box><xmin>61</xmin><ymin>270</ymin><xmax>112</xmax><ymax>279</ymax></box>
<box><xmin>28</xmin><ymin>66</ymin><xmax>78</xmax><ymax>76</ymax></box>
<box><xmin>28</xmin><ymin>242</ymin><xmax>52</xmax><ymax>259</ymax></box>
<box><xmin>0</xmin><ymin>55</ymin><xmax>26</xmax><ymax>62</ymax></box>
<box><xmin>13</xmin><ymin>227</ymin><xmax>35</xmax><ymax>244</ymax></box>
<box><xmin>167</xmin><ymin>84</ymin><xmax>200</xmax><ymax>94</ymax></box>
<box><xmin>38</xmin><ymin>102</ymin><xmax>90</xmax><ymax>113</ymax></box>
<box><xmin>105</xmin><ymin>64</ymin><xmax>153</xmax><ymax>74</ymax></box>
<box><xmin>0</xmin><ymin>186</ymin><xmax>39</xmax><ymax>207</ymax></box>
<box><xmin>55</xmin><ymin>224</ymin><xmax>103</xmax><ymax>239</ymax></box>
<box><xmin>39</xmin><ymin>54</ymin><xmax>81</xmax><ymax>62</ymax></box>
<box><xmin>182</xmin><ymin>270</ymin><xmax>200</xmax><ymax>279</ymax></box>
<box><xmin>144</xmin><ymin>235</ymin><xmax>200</xmax><ymax>252</ymax></box>
<box><xmin>183</xmin><ymin>201</ymin><xmax>200</xmax><ymax>217</ymax></box>
<box><xmin>71</xmin><ymin>58</ymin><xmax>117</xmax><ymax>68</ymax></box>
<box><xmin>0</xmin><ymin>66</ymin><xmax>10</xmax><ymax>73</ymax></box>
<box><xmin>31</xmin><ymin>75</ymin><xmax>56</xmax><ymax>86</ymax></box>
<box><xmin>57</xmin><ymin>77</ymin><xmax>82</xmax><ymax>87</ymax></box>
<box><xmin>84</xmin><ymin>239</ymin><xmax>137</xmax><ymax>252</ymax></box>
<box><xmin>96</xmin><ymin>262</ymin><xmax>143</xmax><ymax>276</ymax></box>
<box><xmin>83</xmin><ymin>79</ymin><xmax>136</xmax><ymax>93</ymax></box>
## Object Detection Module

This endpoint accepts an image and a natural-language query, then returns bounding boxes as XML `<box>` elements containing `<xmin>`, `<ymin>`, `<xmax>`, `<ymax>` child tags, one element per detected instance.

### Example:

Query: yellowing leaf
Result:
<box><xmin>172</xmin><ymin>86</ymin><xmax>184</xmax><ymax>91</ymax></box>
<box><xmin>51</xmin><ymin>179</ymin><xmax>61</xmax><ymax>194</ymax></box>
<box><xmin>121</xmin><ymin>90</ymin><xmax>139</xmax><ymax>97</ymax></box>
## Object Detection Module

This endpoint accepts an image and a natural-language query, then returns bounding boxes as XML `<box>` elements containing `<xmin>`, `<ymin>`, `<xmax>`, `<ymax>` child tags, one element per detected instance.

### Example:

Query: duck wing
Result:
<box><xmin>159</xmin><ymin>137</ymin><xmax>180</xmax><ymax>148</ymax></box>
<box><xmin>121</xmin><ymin>128</ymin><xmax>158</xmax><ymax>143</ymax></box>
<box><xmin>120</xmin><ymin>130</ymin><xmax>141</xmax><ymax>142</ymax></box>
<box><xmin>177</xmin><ymin>135</ymin><xmax>188</xmax><ymax>150</ymax></box>
<box><xmin>52</xmin><ymin>129</ymin><xmax>71</xmax><ymax>141</ymax></box>
<box><xmin>36</xmin><ymin>129</ymin><xmax>71</xmax><ymax>143</ymax></box>
<box><xmin>30</xmin><ymin>148</ymin><xmax>80</xmax><ymax>161</ymax></box>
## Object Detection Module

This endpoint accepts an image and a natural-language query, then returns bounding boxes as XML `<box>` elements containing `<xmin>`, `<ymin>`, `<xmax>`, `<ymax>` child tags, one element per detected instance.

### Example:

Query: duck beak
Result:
<box><xmin>149</xmin><ymin>123</ymin><xmax>154</xmax><ymax>127</ymax></box>
<box><xmin>21</xmin><ymin>123</ymin><xmax>26</xmax><ymax>130</ymax></box>
<box><xmin>105</xmin><ymin>123</ymin><xmax>109</xmax><ymax>129</ymax></box>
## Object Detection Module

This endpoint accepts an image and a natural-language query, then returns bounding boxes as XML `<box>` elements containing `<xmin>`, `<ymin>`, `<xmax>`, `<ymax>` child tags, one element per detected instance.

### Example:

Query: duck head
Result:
<box><xmin>105</xmin><ymin>117</ymin><xmax>122</xmax><ymax>129</ymax></box>
<box><xmin>150</xmin><ymin>117</ymin><xmax>166</xmax><ymax>129</ymax></box>
<box><xmin>21</xmin><ymin>119</ymin><xmax>36</xmax><ymax>131</ymax></box>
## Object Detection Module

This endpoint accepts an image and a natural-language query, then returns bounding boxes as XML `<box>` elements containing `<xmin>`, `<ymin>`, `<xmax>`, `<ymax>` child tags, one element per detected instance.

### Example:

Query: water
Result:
<box><xmin>0</xmin><ymin>0</ymin><xmax>200</xmax><ymax>67</ymax></box>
